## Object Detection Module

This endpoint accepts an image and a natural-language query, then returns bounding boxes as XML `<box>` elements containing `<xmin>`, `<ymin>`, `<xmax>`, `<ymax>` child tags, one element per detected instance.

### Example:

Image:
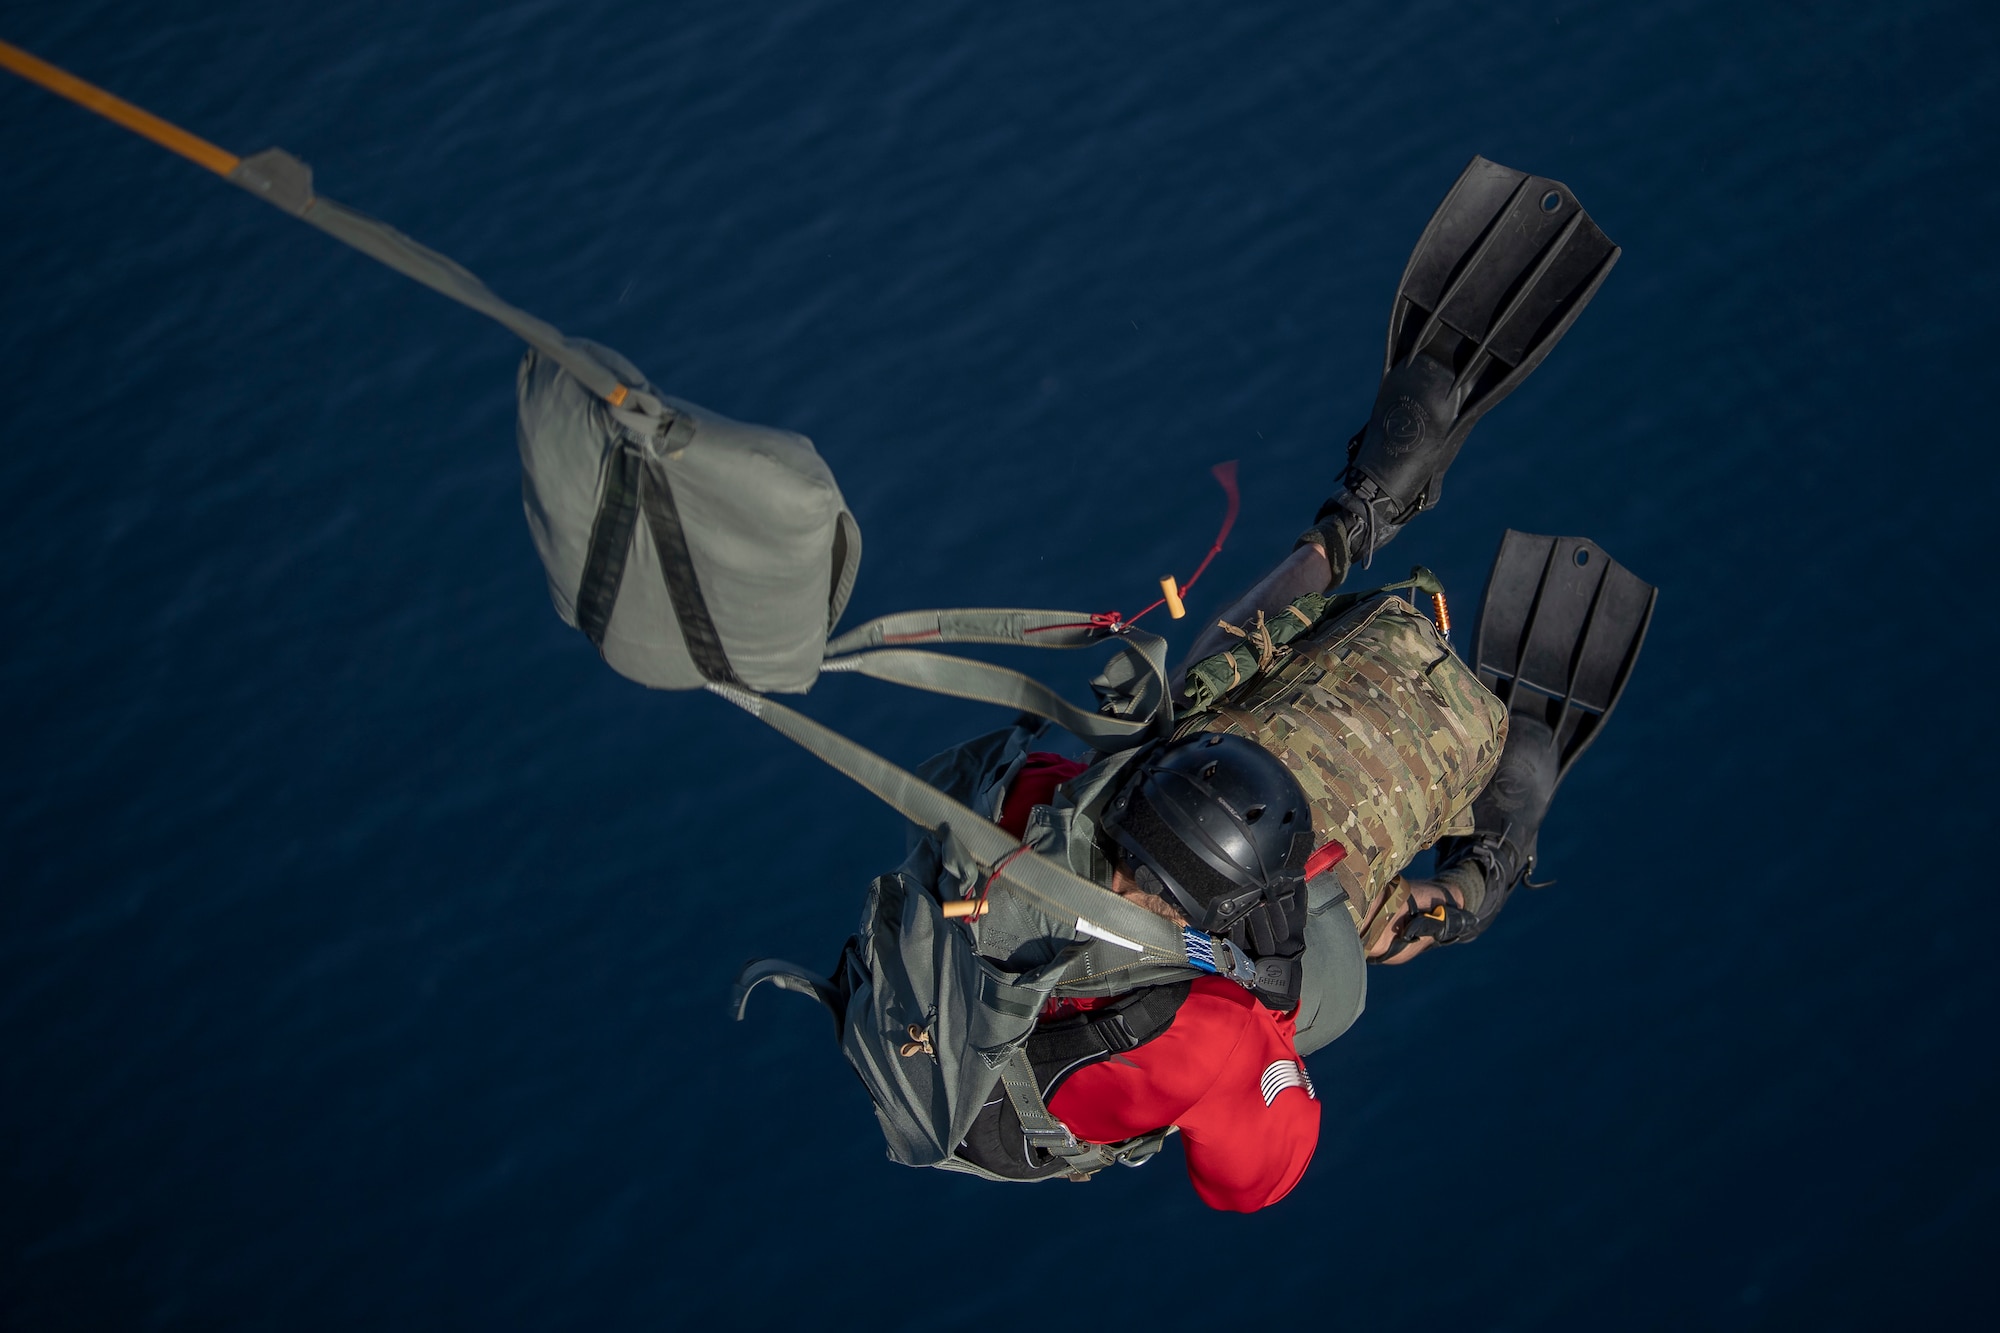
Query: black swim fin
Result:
<box><xmin>1470</xmin><ymin>530</ymin><xmax>1656</xmax><ymax>789</ymax></box>
<box><xmin>1329</xmin><ymin>160</ymin><xmax>1621</xmax><ymax>561</ymax></box>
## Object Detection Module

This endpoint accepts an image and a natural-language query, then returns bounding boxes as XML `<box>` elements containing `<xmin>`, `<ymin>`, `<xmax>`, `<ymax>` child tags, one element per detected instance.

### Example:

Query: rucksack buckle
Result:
<box><xmin>1022</xmin><ymin>1125</ymin><xmax>1079</xmax><ymax>1152</ymax></box>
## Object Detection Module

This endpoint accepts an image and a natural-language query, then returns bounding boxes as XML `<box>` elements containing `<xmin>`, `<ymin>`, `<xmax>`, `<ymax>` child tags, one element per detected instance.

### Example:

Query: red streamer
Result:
<box><xmin>1123</xmin><ymin>460</ymin><xmax>1241</xmax><ymax>628</ymax></box>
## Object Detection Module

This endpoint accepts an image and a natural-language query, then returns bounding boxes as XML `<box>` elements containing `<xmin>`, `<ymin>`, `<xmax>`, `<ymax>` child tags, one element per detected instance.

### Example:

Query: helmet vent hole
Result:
<box><xmin>1281</xmin><ymin>809</ymin><xmax>1295</xmax><ymax>825</ymax></box>
<box><xmin>1244</xmin><ymin>805</ymin><xmax>1265</xmax><ymax>824</ymax></box>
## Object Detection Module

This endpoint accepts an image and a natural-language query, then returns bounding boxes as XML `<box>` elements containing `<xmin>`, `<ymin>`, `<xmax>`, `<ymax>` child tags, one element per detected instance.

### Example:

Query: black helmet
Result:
<box><xmin>1100</xmin><ymin>731</ymin><xmax>1314</xmax><ymax>934</ymax></box>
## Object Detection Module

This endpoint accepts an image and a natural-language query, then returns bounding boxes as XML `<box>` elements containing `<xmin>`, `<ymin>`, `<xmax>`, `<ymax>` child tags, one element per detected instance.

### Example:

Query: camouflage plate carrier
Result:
<box><xmin>1182</xmin><ymin>590</ymin><xmax>1510</xmax><ymax>958</ymax></box>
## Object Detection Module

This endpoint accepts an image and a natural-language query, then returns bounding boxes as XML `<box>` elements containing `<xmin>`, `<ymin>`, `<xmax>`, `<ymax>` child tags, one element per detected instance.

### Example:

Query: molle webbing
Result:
<box><xmin>1193</xmin><ymin>595</ymin><xmax>1507</xmax><ymax>934</ymax></box>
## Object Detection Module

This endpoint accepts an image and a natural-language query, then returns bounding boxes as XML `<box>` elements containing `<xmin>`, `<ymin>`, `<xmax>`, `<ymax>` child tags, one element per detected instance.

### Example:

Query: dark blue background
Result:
<box><xmin>4</xmin><ymin>1</ymin><xmax>1996</xmax><ymax>1327</ymax></box>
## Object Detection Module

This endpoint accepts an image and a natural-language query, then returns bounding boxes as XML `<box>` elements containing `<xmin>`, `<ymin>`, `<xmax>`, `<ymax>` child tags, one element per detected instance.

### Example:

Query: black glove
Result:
<box><xmin>1396</xmin><ymin>898</ymin><xmax>1480</xmax><ymax>948</ymax></box>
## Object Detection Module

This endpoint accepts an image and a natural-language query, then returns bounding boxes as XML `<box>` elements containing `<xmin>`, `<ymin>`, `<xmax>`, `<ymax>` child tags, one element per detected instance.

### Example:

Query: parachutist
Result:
<box><xmin>738</xmin><ymin>159</ymin><xmax>1653</xmax><ymax>1210</ymax></box>
<box><xmin>0</xmin><ymin>45</ymin><xmax>1661</xmax><ymax>1218</ymax></box>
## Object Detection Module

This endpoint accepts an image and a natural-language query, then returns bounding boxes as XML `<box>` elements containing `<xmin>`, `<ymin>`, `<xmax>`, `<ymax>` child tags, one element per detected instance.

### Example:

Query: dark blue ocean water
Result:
<box><xmin>4</xmin><ymin>1</ymin><xmax>1997</xmax><ymax>1328</ymax></box>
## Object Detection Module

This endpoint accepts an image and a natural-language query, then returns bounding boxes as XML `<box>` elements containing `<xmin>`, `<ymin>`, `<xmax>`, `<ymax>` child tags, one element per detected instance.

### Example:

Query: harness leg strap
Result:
<box><xmin>996</xmin><ymin>1049</ymin><xmax>1117</xmax><ymax>1179</ymax></box>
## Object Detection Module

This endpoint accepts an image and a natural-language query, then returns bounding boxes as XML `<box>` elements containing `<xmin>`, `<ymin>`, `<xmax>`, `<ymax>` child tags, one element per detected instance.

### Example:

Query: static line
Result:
<box><xmin>0</xmin><ymin>38</ymin><xmax>241</xmax><ymax>176</ymax></box>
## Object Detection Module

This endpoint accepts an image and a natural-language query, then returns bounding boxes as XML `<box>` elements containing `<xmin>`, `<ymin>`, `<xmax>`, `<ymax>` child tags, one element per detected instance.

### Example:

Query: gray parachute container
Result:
<box><xmin>517</xmin><ymin>340</ymin><xmax>862</xmax><ymax>693</ymax></box>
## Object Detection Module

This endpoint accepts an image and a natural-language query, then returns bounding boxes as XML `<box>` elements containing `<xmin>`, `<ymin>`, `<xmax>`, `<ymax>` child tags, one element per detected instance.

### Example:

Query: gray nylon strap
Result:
<box><xmin>820</xmin><ymin>649</ymin><xmax>1151</xmax><ymax>749</ymax></box>
<box><xmin>228</xmin><ymin>149</ymin><xmax>658</xmax><ymax>415</ymax></box>
<box><xmin>703</xmin><ymin>684</ymin><xmax>1194</xmax><ymax>964</ymax></box>
<box><xmin>827</xmin><ymin>608</ymin><xmax>1172</xmax><ymax>690</ymax></box>
<box><xmin>996</xmin><ymin>1049</ymin><xmax>1112</xmax><ymax>1172</ymax></box>
<box><xmin>823</xmin><ymin>607</ymin><xmax>1174</xmax><ymax>746</ymax></box>
<box><xmin>827</xmin><ymin>608</ymin><xmax>1124</xmax><ymax>653</ymax></box>
<box><xmin>305</xmin><ymin>196</ymin><xmax>640</xmax><ymax>404</ymax></box>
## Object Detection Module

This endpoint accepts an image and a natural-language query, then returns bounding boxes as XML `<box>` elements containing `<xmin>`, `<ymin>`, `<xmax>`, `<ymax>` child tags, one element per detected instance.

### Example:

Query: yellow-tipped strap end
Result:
<box><xmin>1159</xmin><ymin>575</ymin><xmax>1186</xmax><ymax>620</ymax></box>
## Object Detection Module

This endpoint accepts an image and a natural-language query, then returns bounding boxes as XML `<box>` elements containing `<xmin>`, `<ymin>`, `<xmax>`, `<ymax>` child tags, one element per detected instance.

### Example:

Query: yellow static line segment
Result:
<box><xmin>0</xmin><ymin>38</ymin><xmax>241</xmax><ymax>176</ymax></box>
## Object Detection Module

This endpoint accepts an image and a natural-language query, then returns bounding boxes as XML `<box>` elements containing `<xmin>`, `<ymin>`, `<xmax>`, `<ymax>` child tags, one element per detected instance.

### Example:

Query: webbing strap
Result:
<box><xmin>821</xmin><ymin>650</ymin><xmax>1152</xmax><ymax>749</ymax></box>
<box><xmin>704</xmin><ymin>684</ymin><xmax>1195</xmax><ymax>965</ymax></box>
<box><xmin>300</xmin><ymin>190</ymin><xmax>648</xmax><ymax>408</ymax></box>
<box><xmin>827</xmin><ymin>608</ymin><xmax>1136</xmax><ymax>654</ymax></box>
<box><xmin>575</xmin><ymin>444</ymin><xmax>643</xmax><ymax>648</ymax></box>
<box><xmin>996</xmin><ymin>1049</ymin><xmax>1112</xmax><ymax>1174</ymax></box>
<box><xmin>823</xmin><ymin>607</ymin><xmax>1174</xmax><ymax>748</ymax></box>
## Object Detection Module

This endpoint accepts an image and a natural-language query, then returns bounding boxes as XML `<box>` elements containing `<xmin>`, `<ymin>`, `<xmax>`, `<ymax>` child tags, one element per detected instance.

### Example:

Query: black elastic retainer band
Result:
<box><xmin>574</xmin><ymin>432</ymin><xmax>746</xmax><ymax>689</ymax></box>
<box><xmin>575</xmin><ymin>443</ymin><xmax>643</xmax><ymax>648</ymax></box>
<box><xmin>638</xmin><ymin>454</ymin><xmax>746</xmax><ymax>688</ymax></box>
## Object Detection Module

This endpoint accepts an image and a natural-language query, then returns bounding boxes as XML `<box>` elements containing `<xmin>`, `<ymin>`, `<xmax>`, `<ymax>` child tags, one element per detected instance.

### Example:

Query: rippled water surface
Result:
<box><xmin>4</xmin><ymin>1</ymin><xmax>1997</xmax><ymax>1328</ymax></box>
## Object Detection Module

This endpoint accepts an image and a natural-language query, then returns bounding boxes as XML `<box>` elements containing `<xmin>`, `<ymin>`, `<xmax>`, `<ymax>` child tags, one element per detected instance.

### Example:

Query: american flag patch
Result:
<box><xmin>1260</xmin><ymin>1060</ymin><xmax>1315</xmax><ymax>1107</ymax></box>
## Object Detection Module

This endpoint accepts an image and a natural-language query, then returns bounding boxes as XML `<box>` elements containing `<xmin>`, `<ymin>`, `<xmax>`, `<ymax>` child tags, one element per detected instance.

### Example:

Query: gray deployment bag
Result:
<box><xmin>517</xmin><ymin>341</ymin><xmax>861</xmax><ymax>693</ymax></box>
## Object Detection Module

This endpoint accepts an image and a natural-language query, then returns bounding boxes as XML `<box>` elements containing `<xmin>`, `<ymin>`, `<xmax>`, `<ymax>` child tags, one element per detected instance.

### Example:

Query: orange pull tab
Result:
<box><xmin>1159</xmin><ymin>576</ymin><xmax>1186</xmax><ymax>620</ymax></box>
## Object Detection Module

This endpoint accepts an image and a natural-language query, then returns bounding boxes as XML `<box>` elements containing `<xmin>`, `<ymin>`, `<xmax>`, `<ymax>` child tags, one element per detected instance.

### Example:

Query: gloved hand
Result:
<box><xmin>1401</xmin><ymin>898</ymin><xmax>1478</xmax><ymax>946</ymax></box>
<box><xmin>1364</xmin><ymin>877</ymin><xmax>1468</xmax><ymax>965</ymax></box>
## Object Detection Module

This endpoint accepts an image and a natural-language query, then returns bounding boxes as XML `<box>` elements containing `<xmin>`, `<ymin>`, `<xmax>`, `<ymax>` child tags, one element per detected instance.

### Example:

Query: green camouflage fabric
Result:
<box><xmin>1182</xmin><ymin>569</ymin><xmax>1448</xmax><ymax>713</ymax></box>
<box><xmin>1183</xmin><ymin>594</ymin><xmax>1508</xmax><ymax>939</ymax></box>
<box><xmin>1181</xmin><ymin>595</ymin><xmax>1334</xmax><ymax>710</ymax></box>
